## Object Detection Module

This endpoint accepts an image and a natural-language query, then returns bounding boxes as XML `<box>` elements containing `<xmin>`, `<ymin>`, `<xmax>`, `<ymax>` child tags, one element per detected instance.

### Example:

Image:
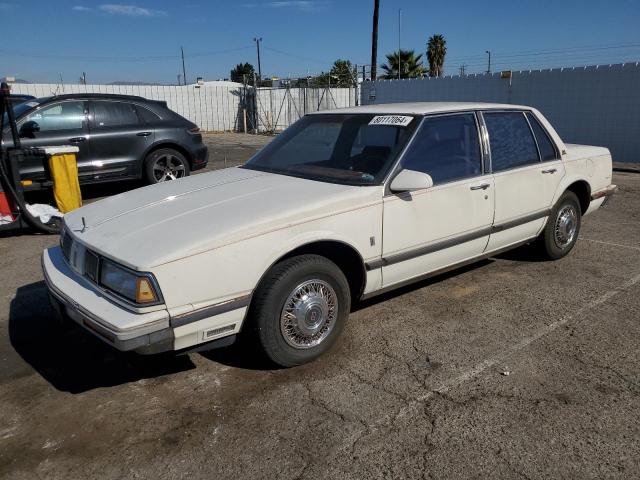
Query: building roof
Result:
<box><xmin>312</xmin><ymin>102</ymin><xmax>531</xmax><ymax>115</ymax></box>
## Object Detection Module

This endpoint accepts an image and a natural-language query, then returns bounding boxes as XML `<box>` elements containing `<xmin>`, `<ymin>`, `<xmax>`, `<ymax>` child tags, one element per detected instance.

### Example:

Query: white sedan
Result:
<box><xmin>43</xmin><ymin>102</ymin><xmax>616</xmax><ymax>367</ymax></box>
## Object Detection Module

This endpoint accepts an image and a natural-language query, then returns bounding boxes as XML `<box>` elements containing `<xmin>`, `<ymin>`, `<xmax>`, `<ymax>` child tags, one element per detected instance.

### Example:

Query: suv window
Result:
<box><xmin>91</xmin><ymin>101</ymin><xmax>140</xmax><ymax>128</ymax></box>
<box><xmin>401</xmin><ymin>113</ymin><xmax>482</xmax><ymax>184</ymax></box>
<box><xmin>136</xmin><ymin>105</ymin><xmax>161</xmax><ymax>123</ymax></box>
<box><xmin>526</xmin><ymin>112</ymin><xmax>558</xmax><ymax>161</ymax></box>
<box><xmin>23</xmin><ymin>101</ymin><xmax>85</xmax><ymax>131</ymax></box>
<box><xmin>484</xmin><ymin>112</ymin><xmax>539</xmax><ymax>172</ymax></box>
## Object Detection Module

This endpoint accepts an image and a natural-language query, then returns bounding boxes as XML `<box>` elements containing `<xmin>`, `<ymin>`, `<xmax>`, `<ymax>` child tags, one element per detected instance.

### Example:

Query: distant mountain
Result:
<box><xmin>108</xmin><ymin>81</ymin><xmax>165</xmax><ymax>86</ymax></box>
<box><xmin>0</xmin><ymin>77</ymin><xmax>30</xmax><ymax>84</ymax></box>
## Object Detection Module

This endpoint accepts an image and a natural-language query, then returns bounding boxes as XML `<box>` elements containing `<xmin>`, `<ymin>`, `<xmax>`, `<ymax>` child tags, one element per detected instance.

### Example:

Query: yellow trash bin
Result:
<box><xmin>42</xmin><ymin>146</ymin><xmax>83</xmax><ymax>213</ymax></box>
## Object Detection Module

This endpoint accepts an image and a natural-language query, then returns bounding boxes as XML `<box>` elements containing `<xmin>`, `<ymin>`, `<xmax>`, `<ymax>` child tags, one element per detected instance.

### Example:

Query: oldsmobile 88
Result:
<box><xmin>43</xmin><ymin>102</ymin><xmax>616</xmax><ymax>366</ymax></box>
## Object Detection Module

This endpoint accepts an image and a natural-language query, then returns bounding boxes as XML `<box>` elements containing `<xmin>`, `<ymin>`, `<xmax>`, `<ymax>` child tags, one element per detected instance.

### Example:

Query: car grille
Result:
<box><xmin>84</xmin><ymin>250</ymin><xmax>100</xmax><ymax>282</ymax></box>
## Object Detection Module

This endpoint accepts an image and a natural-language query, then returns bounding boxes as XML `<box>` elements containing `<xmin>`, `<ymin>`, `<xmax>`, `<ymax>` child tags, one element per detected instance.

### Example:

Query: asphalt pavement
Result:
<box><xmin>0</xmin><ymin>134</ymin><xmax>638</xmax><ymax>479</ymax></box>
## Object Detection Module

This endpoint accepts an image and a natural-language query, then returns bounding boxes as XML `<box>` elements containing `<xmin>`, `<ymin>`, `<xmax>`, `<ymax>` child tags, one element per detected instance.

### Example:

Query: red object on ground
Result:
<box><xmin>0</xmin><ymin>191</ymin><xmax>15</xmax><ymax>221</ymax></box>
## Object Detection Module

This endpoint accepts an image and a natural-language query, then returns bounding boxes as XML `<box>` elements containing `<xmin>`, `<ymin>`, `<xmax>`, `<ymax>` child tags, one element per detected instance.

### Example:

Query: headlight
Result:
<box><xmin>99</xmin><ymin>260</ymin><xmax>160</xmax><ymax>305</ymax></box>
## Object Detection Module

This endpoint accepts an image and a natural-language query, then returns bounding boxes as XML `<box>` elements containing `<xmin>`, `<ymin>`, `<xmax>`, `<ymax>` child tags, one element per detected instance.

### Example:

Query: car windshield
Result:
<box><xmin>2</xmin><ymin>99</ymin><xmax>41</xmax><ymax>127</ymax></box>
<box><xmin>242</xmin><ymin>113</ymin><xmax>418</xmax><ymax>186</ymax></box>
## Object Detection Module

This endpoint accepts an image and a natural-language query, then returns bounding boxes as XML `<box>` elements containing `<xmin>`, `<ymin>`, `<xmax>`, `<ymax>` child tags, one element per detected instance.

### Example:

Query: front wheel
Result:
<box><xmin>249</xmin><ymin>254</ymin><xmax>351</xmax><ymax>367</ymax></box>
<box><xmin>539</xmin><ymin>190</ymin><xmax>582</xmax><ymax>260</ymax></box>
<box><xmin>144</xmin><ymin>148</ymin><xmax>190</xmax><ymax>184</ymax></box>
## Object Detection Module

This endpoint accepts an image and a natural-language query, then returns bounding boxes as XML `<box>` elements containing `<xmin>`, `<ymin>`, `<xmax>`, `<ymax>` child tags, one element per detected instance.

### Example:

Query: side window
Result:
<box><xmin>91</xmin><ymin>101</ymin><xmax>140</xmax><ymax>128</ymax></box>
<box><xmin>401</xmin><ymin>113</ymin><xmax>482</xmax><ymax>184</ymax></box>
<box><xmin>136</xmin><ymin>105</ymin><xmax>161</xmax><ymax>124</ymax></box>
<box><xmin>484</xmin><ymin>112</ymin><xmax>539</xmax><ymax>171</ymax></box>
<box><xmin>23</xmin><ymin>101</ymin><xmax>85</xmax><ymax>131</ymax></box>
<box><xmin>526</xmin><ymin>112</ymin><xmax>558</xmax><ymax>161</ymax></box>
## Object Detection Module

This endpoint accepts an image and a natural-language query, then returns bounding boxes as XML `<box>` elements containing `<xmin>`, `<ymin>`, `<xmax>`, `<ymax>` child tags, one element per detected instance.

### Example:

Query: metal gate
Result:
<box><xmin>247</xmin><ymin>86</ymin><xmax>358</xmax><ymax>134</ymax></box>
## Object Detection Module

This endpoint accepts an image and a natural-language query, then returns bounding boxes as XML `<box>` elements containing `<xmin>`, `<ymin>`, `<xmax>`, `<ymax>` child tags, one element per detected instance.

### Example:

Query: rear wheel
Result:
<box><xmin>144</xmin><ymin>148</ymin><xmax>190</xmax><ymax>184</ymax></box>
<box><xmin>539</xmin><ymin>191</ymin><xmax>581</xmax><ymax>259</ymax></box>
<box><xmin>249</xmin><ymin>254</ymin><xmax>351</xmax><ymax>367</ymax></box>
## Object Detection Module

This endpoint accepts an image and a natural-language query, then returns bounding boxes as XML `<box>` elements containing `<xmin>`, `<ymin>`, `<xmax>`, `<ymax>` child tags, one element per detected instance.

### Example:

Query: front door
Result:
<box><xmin>481</xmin><ymin>111</ymin><xmax>565</xmax><ymax>251</ymax></box>
<box><xmin>15</xmin><ymin>100</ymin><xmax>90</xmax><ymax>182</ymax></box>
<box><xmin>382</xmin><ymin>112</ymin><xmax>495</xmax><ymax>287</ymax></box>
<box><xmin>86</xmin><ymin>100</ymin><xmax>153</xmax><ymax>181</ymax></box>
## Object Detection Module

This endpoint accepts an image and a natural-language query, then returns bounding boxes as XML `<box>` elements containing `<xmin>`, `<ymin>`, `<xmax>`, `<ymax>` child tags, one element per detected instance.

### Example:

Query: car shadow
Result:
<box><xmin>198</xmin><ymin>336</ymin><xmax>278</xmax><ymax>371</ymax></box>
<box><xmin>494</xmin><ymin>242</ymin><xmax>552</xmax><ymax>263</ymax></box>
<box><xmin>8</xmin><ymin>281</ymin><xmax>195</xmax><ymax>394</ymax></box>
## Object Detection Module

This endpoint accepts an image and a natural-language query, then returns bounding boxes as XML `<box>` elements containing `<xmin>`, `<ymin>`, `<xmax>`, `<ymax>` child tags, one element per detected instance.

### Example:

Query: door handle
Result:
<box><xmin>69</xmin><ymin>137</ymin><xmax>86</xmax><ymax>143</ymax></box>
<box><xmin>470</xmin><ymin>183</ymin><xmax>491</xmax><ymax>190</ymax></box>
<box><xmin>541</xmin><ymin>168</ymin><xmax>557</xmax><ymax>174</ymax></box>
<box><xmin>136</xmin><ymin>131</ymin><xmax>152</xmax><ymax>137</ymax></box>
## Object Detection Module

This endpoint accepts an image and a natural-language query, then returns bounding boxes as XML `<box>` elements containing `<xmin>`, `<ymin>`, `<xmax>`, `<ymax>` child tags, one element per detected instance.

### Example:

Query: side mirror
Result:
<box><xmin>20</xmin><ymin>120</ymin><xmax>40</xmax><ymax>137</ymax></box>
<box><xmin>390</xmin><ymin>169</ymin><xmax>434</xmax><ymax>193</ymax></box>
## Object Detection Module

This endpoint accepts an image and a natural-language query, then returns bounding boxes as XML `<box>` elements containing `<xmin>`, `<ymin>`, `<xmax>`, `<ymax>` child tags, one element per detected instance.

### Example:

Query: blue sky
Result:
<box><xmin>1</xmin><ymin>0</ymin><xmax>639</xmax><ymax>84</ymax></box>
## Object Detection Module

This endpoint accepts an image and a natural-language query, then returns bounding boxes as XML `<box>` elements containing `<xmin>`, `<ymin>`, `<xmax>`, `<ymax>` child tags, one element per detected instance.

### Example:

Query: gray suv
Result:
<box><xmin>2</xmin><ymin>93</ymin><xmax>208</xmax><ymax>187</ymax></box>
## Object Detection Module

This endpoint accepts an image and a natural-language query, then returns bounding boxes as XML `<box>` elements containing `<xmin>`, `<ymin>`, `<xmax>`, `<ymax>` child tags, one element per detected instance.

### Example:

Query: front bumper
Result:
<box><xmin>42</xmin><ymin>247</ymin><xmax>174</xmax><ymax>354</ymax></box>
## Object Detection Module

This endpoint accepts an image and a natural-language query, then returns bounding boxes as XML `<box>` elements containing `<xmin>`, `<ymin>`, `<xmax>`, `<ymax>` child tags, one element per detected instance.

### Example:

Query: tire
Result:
<box><xmin>144</xmin><ymin>148</ymin><xmax>190</xmax><ymax>184</ymax></box>
<box><xmin>248</xmin><ymin>254</ymin><xmax>351</xmax><ymax>367</ymax></box>
<box><xmin>539</xmin><ymin>190</ymin><xmax>582</xmax><ymax>260</ymax></box>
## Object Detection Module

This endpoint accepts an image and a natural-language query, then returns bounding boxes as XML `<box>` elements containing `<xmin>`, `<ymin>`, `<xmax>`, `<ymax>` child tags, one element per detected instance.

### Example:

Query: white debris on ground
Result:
<box><xmin>501</xmin><ymin>371</ymin><xmax>511</xmax><ymax>376</ymax></box>
<box><xmin>25</xmin><ymin>203</ymin><xmax>63</xmax><ymax>223</ymax></box>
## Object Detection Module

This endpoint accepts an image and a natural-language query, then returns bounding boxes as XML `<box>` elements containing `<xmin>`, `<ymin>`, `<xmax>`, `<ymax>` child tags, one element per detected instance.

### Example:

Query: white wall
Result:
<box><xmin>361</xmin><ymin>63</ymin><xmax>640</xmax><ymax>164</ymax></box>
<box><xmin>10</xmin><ymin>83</ymin><xmax>356</xmax><ymax>133</ymax></box>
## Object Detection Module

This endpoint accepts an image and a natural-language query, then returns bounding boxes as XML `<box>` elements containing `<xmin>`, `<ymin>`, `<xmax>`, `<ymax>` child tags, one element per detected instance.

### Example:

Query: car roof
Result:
<box><xmin>47</xmin><ymin>93</ymin><xmax>152</xmax><ymax>102</ymax></box>
<box><xmin>310</xmin><ymin>101</ymin><xmax>532</xmax><ymax>115</ymax></box>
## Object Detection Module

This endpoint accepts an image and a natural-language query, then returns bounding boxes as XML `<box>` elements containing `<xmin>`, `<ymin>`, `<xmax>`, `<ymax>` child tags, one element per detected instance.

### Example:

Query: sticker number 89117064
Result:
<box><xmin>368</xmin><ymin>115</ymin><xmax>413</xmax><ymax>127</ymax></box>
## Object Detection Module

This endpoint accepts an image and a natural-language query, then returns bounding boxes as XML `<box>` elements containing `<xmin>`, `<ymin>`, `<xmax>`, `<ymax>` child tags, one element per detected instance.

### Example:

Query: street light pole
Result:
<box><xmin>398</xmin><ymin>8</ymin><xmax>402</xmax><ymax>80</ymax></box>
<box><xmin>486</xmin><ymin>50</ymin><xmax>491</xmax><ymax>74</ymax></box>
<box><xmin>254</xmin><ymin>37</ymin><xmax>263</xmax><ymax>82</ymax></box>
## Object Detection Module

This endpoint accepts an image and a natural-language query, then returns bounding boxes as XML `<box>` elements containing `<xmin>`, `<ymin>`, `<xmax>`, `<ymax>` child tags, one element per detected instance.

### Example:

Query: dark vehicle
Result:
<box><xmin>1</xmin><ymin>94</ymin><xmax>208</xmax><ymax>187</ymax></box>
<box><xmin>9</xmin><ymin>94</ymin><xmax>36</xmax><ymax>108</ymax></box>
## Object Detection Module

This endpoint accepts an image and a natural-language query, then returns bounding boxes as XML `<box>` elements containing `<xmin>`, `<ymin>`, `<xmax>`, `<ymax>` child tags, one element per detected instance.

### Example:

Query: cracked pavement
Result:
<box><xmin>0</xmin><ymin>134</ymin><xmax>639</xmax><ymax>479</ymax></box>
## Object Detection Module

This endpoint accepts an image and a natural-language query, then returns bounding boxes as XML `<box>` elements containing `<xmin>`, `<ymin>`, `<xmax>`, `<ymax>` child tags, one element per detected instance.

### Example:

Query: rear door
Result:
<box><xmin>481</xmin><ymin>110</ymin><xmax>565</xmax><ymax>251</ymax></box>
<box><xmin>16</xmin><ymin>100</ymin><xmax>89</xmax><ymax>182</ymax></box>
<box><xmin>86</xmin><ymin>100</ymin><xmax>154</xmax><ymax>181</ymax></box>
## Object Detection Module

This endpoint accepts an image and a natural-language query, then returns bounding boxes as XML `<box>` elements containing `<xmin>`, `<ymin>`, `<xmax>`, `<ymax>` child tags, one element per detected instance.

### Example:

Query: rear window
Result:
<box><xmin>90</xmin><ymin>101</ymin><xmax>140</xmax><ymax>128</ymax></box>
<box><xmin>136</xmin><ymin>105</ymin><xmax>162</xmax><ymax>123</ymax></box>
<box><xmin>484</xmin><ymin>112</ymin><xmax>539</xmax><ymax>172</ymax></box>
<box><xmin>526</xmin><ymin>112</ymin><xmax>558</xmax><ymax>161</ymax></box>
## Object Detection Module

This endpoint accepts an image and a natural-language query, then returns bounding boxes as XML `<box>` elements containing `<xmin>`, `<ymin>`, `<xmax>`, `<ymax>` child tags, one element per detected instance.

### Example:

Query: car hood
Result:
<box><xmin>64</xmin><ymin>168</ymin><xmax>382</xmax><ymax>269</ymax></box>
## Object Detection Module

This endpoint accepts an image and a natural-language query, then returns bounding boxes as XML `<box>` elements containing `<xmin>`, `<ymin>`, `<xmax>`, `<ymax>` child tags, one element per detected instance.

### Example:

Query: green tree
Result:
<box><xmin>426</xmin><ymin>34</ymin><xmax>447</xmax><ymax>77</ymax></box>
<box><xmin>381</xmin><ymin>49</ymin><xmax>426</xmax><ymax>79</ymax></box>
<box><xmin>230</xmin><ymin>62</ymin><xmax>255</xmax><ymax>83</ymax></box>
<box><xmin>329</xmin><ymin>59</ymin><xmax>356</xmax><ymax>87</ymax></box>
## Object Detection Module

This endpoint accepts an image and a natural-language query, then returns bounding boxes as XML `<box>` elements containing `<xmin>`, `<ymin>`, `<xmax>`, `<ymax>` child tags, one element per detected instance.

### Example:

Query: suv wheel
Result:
<box><xmin>144</xmin><ymin>148</ymin><xmax>190</xmax><ymax>184</ymax></box>
<box><xmin>249</xmin><ymin>254</ymin><xmax>351</xmax><ymax>367</ymax></box>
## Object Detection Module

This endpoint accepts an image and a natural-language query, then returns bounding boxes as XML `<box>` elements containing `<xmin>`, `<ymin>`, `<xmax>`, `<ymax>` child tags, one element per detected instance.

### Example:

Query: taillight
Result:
<box><xmin>187</xmin><ymin>127</ymin><xmax>200</xmax><ymax>135</ymax></box>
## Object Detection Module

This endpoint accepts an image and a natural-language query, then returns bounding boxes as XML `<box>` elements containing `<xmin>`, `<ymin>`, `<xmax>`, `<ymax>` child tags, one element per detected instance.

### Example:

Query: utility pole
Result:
<box><xmin>459</xmin><ymin>64</ymin><xmax>466</xmax><ymax>76</ymax></box>
<box><xmin>253</xmin><ymin>37</ymin><xmax>262</xmax><ymax>82</ymax></box>
<box><xmin>485</xmin><ymin>50</ymin><xmax>491</xmax><ymax>74</ymax></box>
<box><xmin>181</xmin><ymin>46</ymin><xmax>187</xmax><ymax>85</ymax></box>
<box><xmin>177</xmin><ymin>74</ymin><xmax>182</xmax><ymax>86</ymax></box>
<box><xmin>398</xmin><ymin>8</ymin><xmax>402</xmax><ymax>80</ymax></box>
<box><xmin>371</xmin><ymin>0</ymin><xmax>379</xmax><ymax>81</ymax></box>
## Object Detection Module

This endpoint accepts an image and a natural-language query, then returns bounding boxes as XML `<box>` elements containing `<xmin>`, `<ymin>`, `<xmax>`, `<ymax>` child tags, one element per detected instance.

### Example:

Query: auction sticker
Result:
<box><xmin>369</xmin><ymin>115</ymin><xmax>413</xmax><ymax>127</ymax></box>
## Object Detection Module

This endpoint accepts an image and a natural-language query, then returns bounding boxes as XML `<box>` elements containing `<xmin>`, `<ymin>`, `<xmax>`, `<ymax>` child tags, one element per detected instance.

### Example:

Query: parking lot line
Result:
<box><xmin>579</xmin><ymin>237</ymin><xmax>640</xmax><ymax>251</ymax></box>
<box><xmin>345</xmin><ymin>269</ymin><xmax>640</xmax><ymax>442</ymax></box>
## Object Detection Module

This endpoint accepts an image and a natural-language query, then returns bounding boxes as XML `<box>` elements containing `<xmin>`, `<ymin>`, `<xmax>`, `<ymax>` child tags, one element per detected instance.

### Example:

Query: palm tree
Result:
<box><xmin>371</xmin><ymin>0</ymin><xmax>380</xmax><ymax>81</ymax></box>
<box><xmin>381</xmin><ymin>49</ymin><xmax>426</xmax><ymax>79</ymax></box>
<box><xmin>427</xmin><ymin>34</ymin><xmax>447</xmax><ymax>77</ymax></box>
